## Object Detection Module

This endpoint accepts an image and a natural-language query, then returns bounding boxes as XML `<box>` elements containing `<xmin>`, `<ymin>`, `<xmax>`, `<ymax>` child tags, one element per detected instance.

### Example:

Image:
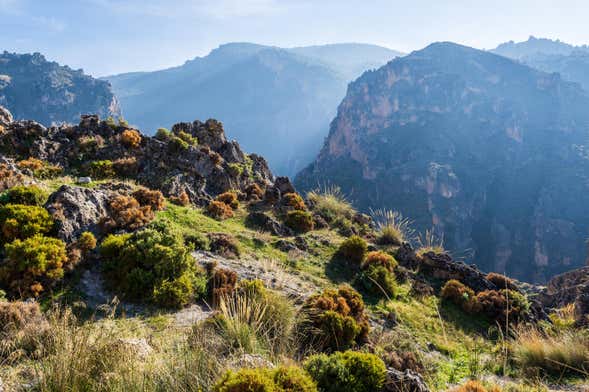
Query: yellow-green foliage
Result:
<box><xmin>87</xmin><ymin>160</ymin><xmax>115</xmax><ymax>179</ymax></box>
<box><xmin>0</xmin><ymin>234</ymin><xmax>68</xmax><ymax>297</ymax></box>
<box><xmin>337</xmin><ymin>235</ymin><xmax>367</xmax><ymax>265</ymax></box>
<box><xmin>284</xmin><ymin>210</ymin><xmax>314</xmax><ymax>233</ymax></box>
<box><xmin>304</xmin><ymin>351</ymin><xmax>386</xmax><ymax>392</ymax></box>
<box><xmin>77</xmin><ymin>231</ymin><xmax>97</xmax><ymax>252</ymax></box>
<box><xmin>1</xmin><ymin>185</ymin><xmax>48</xmax><ymax>206</ymax></box>
<box><xmin>100</xmin><ymin>225</ymin><xmax>204</xmax><ymax>308</ymax></box>
<box><xmin>302</xmin><ymin>285</ymin><xmax>370</xmax><ymax>351</ymax></box>
<box><xmin>512</xmin><ymin>327</ymin><xmax>589</xmax><ymax>378</ymax></box>
<box><xmin>371</xmin><ymin>209</ymin><xmax>413</xmax><ymax>246</ymax></box>
<box><xmin>307</xmin><ymin>186</ymin><xmax>354</xmax><ymax>223</ymax></box>
<box><xmin>0</xmin><ymin>204</ymin><xmax>53</xmax><ymax>243</ymax></box>
<box><xmin>357</xmin><ymin>264</ymin><xmax>397</xmax><ymax>298</ymax></box>
<box><xmin>16</xmin><ymin>158</ymin><xmax>62</xmax><ymax>179</ymax></box>
<box><xmin>174</xmin><ymin>130</ymin><xmax>198</xmax><ymax>146</ymax></box>
<box><xmin>214</xmin><ymin>366</ymin><xmax>317</xmax><ymax>392</ymax></box>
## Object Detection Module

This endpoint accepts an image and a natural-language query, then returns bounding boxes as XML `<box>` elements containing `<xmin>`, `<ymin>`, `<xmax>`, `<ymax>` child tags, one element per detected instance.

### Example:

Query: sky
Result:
<box><xmin>1</xmin><ymin>0</ymin><xmax>589</xmax><ymax>77</ymax></box>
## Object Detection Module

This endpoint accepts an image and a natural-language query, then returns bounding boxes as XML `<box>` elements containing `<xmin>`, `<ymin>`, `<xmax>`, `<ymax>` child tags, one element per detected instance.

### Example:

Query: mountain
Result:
<box><xmin>0</xmin><ymin>51</ymin><xmax>120</xmax><ymax>125</ymax></box>
<box><xmin>296</xmin><ymin>41</ymin><xmax>589</xmax><ymax>283</ymax></box>
<box><xmin>105</xmin><ymin>43</ymin><xmax>402</xmax><ymax>176</ymax></box>
<box><xmin>492</xmin><ymin>36</ymin><xmax>589</xmax><ymax>90</ymax></box>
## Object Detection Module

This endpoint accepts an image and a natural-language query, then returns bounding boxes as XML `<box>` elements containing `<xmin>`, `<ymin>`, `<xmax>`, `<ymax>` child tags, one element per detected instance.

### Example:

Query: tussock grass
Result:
<box><xmin>371</xmin><ymin>209</ymin><xmax>414</xmax><ymax>246</ymax></box>
<box><xmin>416</xmin><ymin>228</ymin><xmax>445</xmax><ymax>257</ymax></box>
<box><xmin>512</xmin><ymin>327</ymin><xmax>589</xmax><ymax>378</ymax></box>
<box><xmin>307</xmin><ymin>185</ymin><xmax>354</xmax><ymax>222</ymax></box>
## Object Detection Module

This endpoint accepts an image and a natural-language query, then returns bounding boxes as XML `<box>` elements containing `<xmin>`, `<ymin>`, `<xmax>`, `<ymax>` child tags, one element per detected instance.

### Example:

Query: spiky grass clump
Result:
<box><xmin>416</xmin><ymin>228</ymin><xmax>445</xmax><ymax>257</ymax></box>
<box><xmin>307</xmin><ymin>185</ymin><xmax>354</xmax><ymax>223</ymax></box>
<box><xmin>512</xmin><ymin>327</ymin><xmax>589</xmax><ymax>378</ymax></box>
<box><xmin>370</xmin><ymin>209</ymin><xmax>414</xmax><ymax>246</ymax></box>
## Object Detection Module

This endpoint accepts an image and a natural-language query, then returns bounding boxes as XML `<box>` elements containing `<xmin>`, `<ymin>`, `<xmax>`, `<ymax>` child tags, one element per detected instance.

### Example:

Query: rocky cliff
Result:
<box><xmin>0</xmin><ymin>52</ymin><xmax>120</xmax><ymax>125</ymax></box>
<box><xmin>296</xmin><ymin>42</ymin><xmax>589</xmax><ymax>283</ymax></box>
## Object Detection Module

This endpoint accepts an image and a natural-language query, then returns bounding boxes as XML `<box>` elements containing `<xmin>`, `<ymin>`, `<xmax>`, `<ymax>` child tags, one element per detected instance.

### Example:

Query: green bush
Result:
<box><xmin>284</xmin><ymin>210</ymin><xmax>314</xmax><ymax>233</ymax></box>
<box><xmin>174</xmin><ymin>130</ymin><xmax>198</xmax><ymax>146</ymax></box>
<box><xmin>302</xmin><ymin>285</ymin><xmax>370</xmax><ymax>352</ymax></box>
<box><xmin>77</xmin><ymin>231</ymin><xmax>97</xmax><ymax>252</ymax></box>
<box><xmin>214</xmin><ymin>366</ymin><xmax>317</xmax><ymax>392</ymax></box>
<box><xmin>363</xmin><ymin>251</ymin><xmax>397</xmax><ymax>272</ymax></box>
<box><xmin>87</xmin><ymin>160</ymin><xmax>115</xmax><ymax>179</ymax></box>
<box><xmin>0</xmin><ymin>234</ymin><xmax>69</xmax><ymax>297</ymax></box>
<box><xmin>440</xmin><ymin>279</ymin><xmax>476</xmax><ymax>312</ymax></box>
<box><xmin>357</xmin><ymin>265</ymin><xmax>397</xmax><ymax>298</ymax></box>
<box><xmin>337</xmin><ymin>235</ymin><xmax>367</xmax><ymax>266</ymax></box>
<box><xmin>169</xmin><ymin>135</ymin><xmax>190</xmax><ymax>151</ymax></box>
<box><xmin>304</xmin><ymin>351</ymin><xmax>386</xmax><ymax>392</ymax></box>
<box><xmin>100</xmin><ymin>225</ymin><xmax>204</xmax><ymax>308</ymax></box>
<box><xmin>0</xmin><ymin>204</ymin><xmax>53</xmax><ymax>243</ymax></box>
<box><xmin>1</xmin><ymin>185</ymin><xmax>48</xmax><ymax>206</ymax></box>
<box><xmin>184</xmin><ymin>233</ymin><xmax>209</xmax><ymax>251</ymax></box>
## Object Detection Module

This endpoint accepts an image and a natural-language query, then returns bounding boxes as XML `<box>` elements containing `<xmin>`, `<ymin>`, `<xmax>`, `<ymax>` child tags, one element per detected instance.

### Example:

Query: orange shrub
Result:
<box><xmin>283</xmin><ymin>192</ymin><xmax>306</xmax><ymax>210</ymax></box>
<box><xmin>363</xmin><ymin>251</ymin><xmax>397</xmax><ymax>272</ymax></box>
<box><xmin>101</xmin><ymin>195</ymin><xmax>154</xmax><ymax>231</ymax></box>
<box><xmin>121</xmin><ymin>129</ymin><xmax>142</xmax><ymax>148</ymax></box>
<box><xmin>0</xmin><ymin>163</ymin><xmax>24</xmax><ymax>191</ymax></box>
<box><xmin>486</xmin><ymin>272</ymin><xmax>518</xmax><ymax>291</ymax></box>
<box><xmin>170</xmin><ymin>190</ymin><xmax>190</xmax><ymax>206</ymax></box>
<box><xmin>132</xmin><ymin>188</ymin><xmax>166</xmax><ymax>211</ymax></box>
<box><xmin>245</xmin><ymin>183</ymin><xmax>264</xmax><ymax>200</ymax></box>
<box><xmin>215</xmin><ymin>191</ymin><xmax>239</xmax><ymax>209</ymax></box>
<box><xmin>440</xmin><ymin>279</ymin><xmax>476</xmax><ymax>312</ymax></box>
<box><xmin>206</xmin><ymin>200</ymin><xmax>234</xmax><ymax>220</ymax></box>
<box><xmin>209</xmin><ymin>267</ymin><xmax>238</xmax><ymax>307</ymax></box>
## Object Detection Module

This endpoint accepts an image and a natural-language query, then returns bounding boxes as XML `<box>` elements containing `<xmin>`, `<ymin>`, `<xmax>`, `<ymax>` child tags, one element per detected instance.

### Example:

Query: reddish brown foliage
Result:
<box><xmin>132</xmin><ymin>188</ymin><xmax>166</xmax><ymax>211</ymax></box>
<box><xmin>206</xmin><ymin>200</ymin><xmax>234</xmax><ymax>220</ymax></box>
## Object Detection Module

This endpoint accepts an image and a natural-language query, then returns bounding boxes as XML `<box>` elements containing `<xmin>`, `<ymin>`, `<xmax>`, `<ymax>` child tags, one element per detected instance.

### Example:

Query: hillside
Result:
<box><xmin>492</xmin><ymin>36</ymin><xmax>589</xmax><ymax>90</ymax></box>
<box><xmin>105</xmin><ymin>43</ymin><xmax>402</xmax><ymax>176</ymax></box>
<box><xmin>0</xmin><ymin>106</ymin><xmax>587</xmax><ymax>391</ymax></box>
<box><xmin>296</xmin><ymin>42</ymin><xmax>589</xmax><ymax>283</ymax></box>
<box><xmin>0</xmin><ymin>51</ymin><xmax>120</xmax><ymax>125</ymax></box>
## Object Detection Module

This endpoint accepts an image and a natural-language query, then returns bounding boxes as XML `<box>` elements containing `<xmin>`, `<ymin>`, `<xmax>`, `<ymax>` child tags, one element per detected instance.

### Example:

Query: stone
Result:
<box><xmin>77</xmin><ymin>177</ymin><xmax>92</xmax><ymax>184</ymax></box>
<box><xmin>274</xmin><ymin>176</ymin><xmax>296</xmax><ymax>195</ymax></box>
<box><xmin>245</xmin><ymin>211</ymin><xmax>293</xmax><ymax>236</ymax></box>
<box><xmin>0</xmin><ymin>105</ymin><xmax>12</xmax><ymax>126</ymax></box>
<box><xmin>384</xmin><ymin>368</ymin><xmax>430</xmax><ymax>392</ymax></box>
<box><xmin>419</xmin><ymin>251</ymin><xmax>496</xmax><ymax>292</ymax></box>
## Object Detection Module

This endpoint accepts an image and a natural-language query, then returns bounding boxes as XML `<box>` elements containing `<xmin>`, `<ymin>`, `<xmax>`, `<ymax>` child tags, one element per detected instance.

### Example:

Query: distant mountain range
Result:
<box><xmin>0</xmin><ymin>51</ymin><xmax>120</xmax><ymax>126</ymax></box>
<box><xmin>492</xmin><ymin>36</ymin><xmax>589</xmax><ymax>90</ymax></box>
<box><xmin>104</xmin><ymin>43</ymin><xmax>402</xmax><ymax>176</ymax></box>
<box><xmin>296</xmin><ymin>41</ymin><xmax>589</xmax><ymax>283</ymax></box>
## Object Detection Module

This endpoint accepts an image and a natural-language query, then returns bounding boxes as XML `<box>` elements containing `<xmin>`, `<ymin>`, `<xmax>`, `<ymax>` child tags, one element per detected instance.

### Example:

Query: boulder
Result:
<box><xmin>44</xmin><ymin>185</ymin><xmax>113</xmax><ymax>242</ymax></box>
<box><xmin>384</xmin><ymin>368</ymin><xmax>430</xmax><ymax>392</ymax></box>
<box><xmin>274</xmin><ymin>176</ymin><xmax>296</xmax><ymax>195</ymax></box>
<box><xmin>540</xmin><ymin>266</ymin><xmax>589</xmax><ymax>325</ymax></box>
<box><xmin>245</xmin><ymin>212</ymin><xmax>293</xmax><ymax>236</ymax></box>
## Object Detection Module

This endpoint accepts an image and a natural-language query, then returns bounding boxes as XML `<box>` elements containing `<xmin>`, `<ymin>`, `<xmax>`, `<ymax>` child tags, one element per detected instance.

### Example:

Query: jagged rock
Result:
<box><xmin>274</xmin><ymin>176</ymin><xmax>295</xmax><ymax>195</ymax></box>
<box><xmin>274</xmin><ymin>240</ymin><xmax>298</xmax><ymax>253</ymax></box>
<box><xmin>245</xmin><ymin>212</ymin><xmax>293</xmax><ymax>236</ymax></box>
<box><xmin>0</xmin><ymin>105</ymin><xmax>12</xmax><ymax>126</ymax></box>
<box><xmin>395</xmin><ymin>243</ymin><xmax>420</xmax><ymax>270</ymax></box>
<box><xmin>419</xmin><ymin>251</ymin><xmax>497</xmax><ymax>292</ymax></box>
<box><xmin>539</xmin><ymin>266</ymin><xmax>589</xmax><ymax>325</ymax></box>
<box><xmin>44</xmin><ymin>185</ymin><xmax>113</xmax><ymax>242</ymax></box>
<box><xmin>384</xmin><ymin>368</ymin><xmax>430</xmax><ymax>392</ymax></box>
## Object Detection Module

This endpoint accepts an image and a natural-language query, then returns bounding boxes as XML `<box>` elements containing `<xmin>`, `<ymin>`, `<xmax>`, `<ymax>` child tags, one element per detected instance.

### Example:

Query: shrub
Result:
<box><xmin>215</xmin><ymin>191</ymin><xmax>239</xmax><ymax>209</ymax></box>
<box><xmin>118</xmin><ymin>117</ymin><xmax>129</xmax><ymax>127</ymax></box>
<box><xmin>214</xmin><ymin>366</ymin><xmax>316</xmax><ymax>392</ymax></box>
<box><xmin>170</xmin><ymin>190</ymin><xmax>190</xmax><ymax>206</ymax></box>
<box><xmin>209</xmin><ymin>233</ymin><xmax>241</xmax><ymax>258</ymax></box>
<box><xmin>121</xmin><ymin>129</ymin><xmax>142</xmax><ymax>148</ymax></box>
<box><xmin>0</xmin><ymin>163</ymin><xmax>24</xmax><ymax>191</ymax></box>
<box><xmin>0</xmin><ymin>204</ymin><xmax>53</xmax><ymax>243</ymax></box>
<box><xmin>371</xmin><ymin>209</ymin><xmax>413</xmax><ymax>246</ymax></box>
<box><xmin>87</xmin><ymin>160</ymin><xmax>115</xmax><ymax>179</ymax></box>
<box><xmin>105</xmin><ymin>116</ymin><xmax>117</xmax><ymax>129</ymax></box>
<box><xmin>77</xmin><ymin>231</ymin><xmax>97</xmax><ymax>253</ymax></box>
<box><xmin>169</xmin><ymin>135</ymin><xmax>190</xmax><ymax>151</ymax></box>
<box><xmin>207</xmin><ymin>200</ymin><xmax>234</xmax><ymax>220</ymax></box>
<box><xmin>245</xmin><ymin>183</ymin><xmax>264</xmax><ymax>200</ymax></box>
<box><xmin>302</xmin><ymin>285</ymin><xmax>370</xmax><ymax>351</ymax></box>
<box><xmin>100</xmin><ymin>225</ymin><xmax>202</xmax><ymax>308</ymax></box>
<box><xmin>306</xmin><ymin>186</ymin><xmax>354</xmax><ymax>223</ymax></box>
<box><xmin>101</xmin><ymin>195</ymin><xmax>154</xmax><ymax>231</ymax></box>
<box><xmin>363</xmin><ymin>250</ymin><xmax>397</xmax><ymax>272</ymax></box>
<box><xmin>284</xmin><ymin>210</ymin><xmax>314</xmax><ymax>233</ymax></box>
<box><xmin>452</xmin><ymin>380</ymin><xmax>501</xmax><ymax>392</ymax></box>
<box><xmin>174</xmin><ymin>130</ymin><xmax>198</xmax><ymax>146</ymax></box>
<box><xmin>227</xmin><ymin>163</ymin><xmax>243</xmax><ymax>177</ymax></box>
<box><xmin>112</xmin><ymin>157</ymin><xmax>138</xmax><ymax>177</ymax></box>
<box><xmin>282</xmin><ymin>192</ymin><xmax>307</xmax><ymax>211</ymax></box>
<box><xmin>337</xmin><ymin>235</ymin><xmax>367</xmax><ymax>266</ymax></box>
<box><xmin>476</xmin><ymin>289</ymin><xmax>530</xmax><ymax>324</ymax></box>
<box><xmin>0</xmin><ymin>235</ymin><xmax>69</xmax><ymax>297</ymax></box>
<box><xmin>440</xmin><ymin>279</ymin><xmax>476</xmax><ymax>312</ymax></box>
<box><xmin>184</xmin><ymin>233</ymin><xmax>209</xmax><ymax>251</ymax></box>
<box><xmin>304</xmin><ymin>351</ymin><xmax>386</xmax><ymax>392</ymax></box>
<box><xmin>155</xmin><ymin>127</ymin><xmax>171</xmax><ymax>141</ymax></box>
<box><xmin>17</xmin><ymin>158</ymin><xmax>61</xmax><ymax>179</ymax></box>
<box><xmin>357</xmin><ymin>265</ymin><xmax>397</xmax><ymax>298</ymax></box>
<box><xmin>131</xmin><ymin>188</ymin><xmax>166</xmax><ymax>211</ymax></box>
<box><xmin>1</xmin><ymin>185</ymin><xmax>48</xmax><ymax>206</ymax></box>
<box><xmin>486</xmin><ymin>272</ymin><xmax>518</xmax><ymax>291</ymax></box>
<box><xmin>208</xmin><ymin>267</ymin><xmax>238</xmax><ymax>306</ymax></box>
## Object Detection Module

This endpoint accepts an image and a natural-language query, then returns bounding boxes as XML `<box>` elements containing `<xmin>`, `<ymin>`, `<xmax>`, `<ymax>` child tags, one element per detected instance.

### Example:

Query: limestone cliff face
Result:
<box><xmin>296</xmin><ymin>42</ymin><xmax>589</xmax><ymax>283</ymax></box>
<box><xmin>0</xmin><ymin>52</ymin><xmax>120</xmax><ymax>125</ymax></box>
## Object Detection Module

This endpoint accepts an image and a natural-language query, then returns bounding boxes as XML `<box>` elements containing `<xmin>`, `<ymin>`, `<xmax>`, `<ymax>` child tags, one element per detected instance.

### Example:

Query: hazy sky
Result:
<box><xmin>1</xmin><ymin>0</ymin><xmax>588</xmax><ymax>77</ymax></box>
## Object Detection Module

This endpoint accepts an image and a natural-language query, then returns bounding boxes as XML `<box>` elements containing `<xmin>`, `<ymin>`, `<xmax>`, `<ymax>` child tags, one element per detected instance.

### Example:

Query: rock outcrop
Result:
<box><xmin>540</xmin><ymin>266</ymin><xmax>589</xmax><ymax>325</ymax></box>
<box><xmin>296</xmin><ymin>42</ymin><xmax>589</xmax><ymax>283</ymax></box>
<box><xmin>0</xmin><ymin>52</ymin><xmax>120</xmax><ymax>125</ymax></box>
<box><xmin>0</xmin><ymin>110</ymin><xmax>274</xmax><ymax>206</ymax></box>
